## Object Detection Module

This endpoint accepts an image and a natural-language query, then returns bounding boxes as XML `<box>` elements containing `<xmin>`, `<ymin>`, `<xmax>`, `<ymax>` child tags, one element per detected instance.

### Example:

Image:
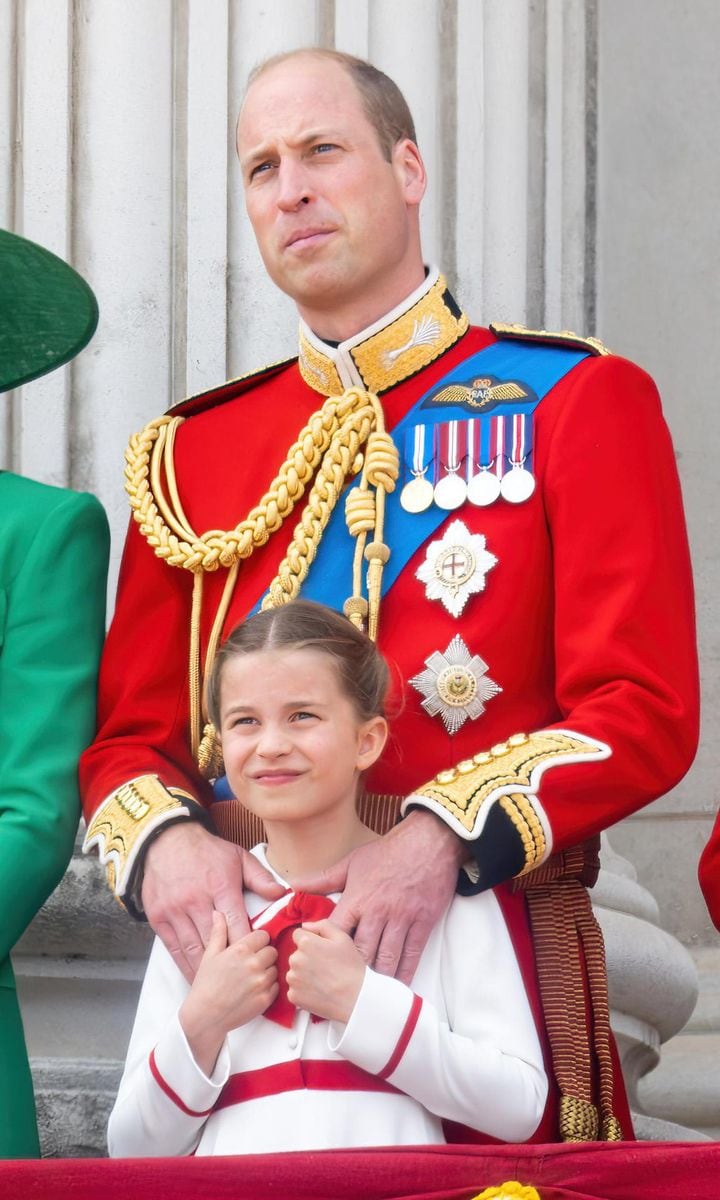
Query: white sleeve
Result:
<box><xmin>107</xmin><ymin>938</ymin><xmax>231</xmax><ymax>1158</ymax></box>
<box><xmin>327</xmin><ymin>891</ymin><xmax>548</xmax><ymax>1143</ymax></box>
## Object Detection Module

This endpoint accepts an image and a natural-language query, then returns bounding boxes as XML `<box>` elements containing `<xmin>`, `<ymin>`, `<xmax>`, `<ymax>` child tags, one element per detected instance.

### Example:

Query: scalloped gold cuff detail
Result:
<box><xmin>406</xmin><ymin>729</ymin><xmax>611</xmax><ymax>854</ymax></box>
<box><xmin>83</xmin><ymin>775</ymin><xmax>196</xmax><ymax>898</ymax></box>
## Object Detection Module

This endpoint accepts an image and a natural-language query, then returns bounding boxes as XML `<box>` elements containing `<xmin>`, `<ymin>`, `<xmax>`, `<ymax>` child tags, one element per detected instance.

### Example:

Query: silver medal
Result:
<box><xmin>400</xmin><ymin>474</ymin><xmax>435</xmax><ymax>513</ymax></box>
<box><xmin>410</xmin><ymin>634</ymin><xmax>502</xmax><ymax>735</ymax></box>
<box><xmin>467</xmin><ymin>468</ymin><xmax>502</xmax><ymax>507</ymax></box>
<box><xmin>433</xmin><ymin>472</ymin><xmax>467</xmax><ymax>510</ymax></box>
<box><xmin>500</xmin><ymin>466</ymin><xmax>535</xmax><ymax>504</ymax></box>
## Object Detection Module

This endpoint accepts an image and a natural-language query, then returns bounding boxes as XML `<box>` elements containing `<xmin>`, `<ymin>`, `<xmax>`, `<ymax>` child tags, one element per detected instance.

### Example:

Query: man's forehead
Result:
<box><xmin>239</xmin><ymin>56</ymin><xmax>364</xmax><ymax>134</ymax></box>
<box><xmin>240</xmin><ymin>59</ymin><xmax>376</xmax><ymax>154</ymax></box>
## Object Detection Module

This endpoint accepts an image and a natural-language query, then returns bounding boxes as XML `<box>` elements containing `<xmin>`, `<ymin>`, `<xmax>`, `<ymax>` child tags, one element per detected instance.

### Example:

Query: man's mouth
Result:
<box><xmin>284</xmin><ymin>227</ymin><xmax>334</xmax><ymax>251</ymax></box>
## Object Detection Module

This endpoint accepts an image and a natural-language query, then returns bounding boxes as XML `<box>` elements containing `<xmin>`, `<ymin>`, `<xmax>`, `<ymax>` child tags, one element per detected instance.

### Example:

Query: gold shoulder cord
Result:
<box><xmin>124</xmin><ymin>387</ymin><xmax>399</xmax><ymax>766</ymax></box>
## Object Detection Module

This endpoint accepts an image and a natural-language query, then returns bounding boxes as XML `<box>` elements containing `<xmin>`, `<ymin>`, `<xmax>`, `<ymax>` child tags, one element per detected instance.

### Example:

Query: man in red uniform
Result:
<box><xmin>81</xmin><ymin>49</ymin><xmax>698</xmax><ymax>1140</ymax></box>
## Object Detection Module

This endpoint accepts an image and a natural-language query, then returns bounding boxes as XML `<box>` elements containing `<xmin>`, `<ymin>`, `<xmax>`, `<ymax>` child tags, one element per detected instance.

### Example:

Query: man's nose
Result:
<box><xmin>275</xmin><ymin>159</ymin><xmax>311</xmax><ymax>211</ymax></box>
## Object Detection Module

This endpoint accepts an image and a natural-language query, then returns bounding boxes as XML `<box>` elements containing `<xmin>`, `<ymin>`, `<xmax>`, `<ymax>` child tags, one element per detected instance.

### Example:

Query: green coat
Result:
<box><xmin>0</xmin><ymin>472</ymin><xmax>109</xmax><ymax>1157</ymax></box>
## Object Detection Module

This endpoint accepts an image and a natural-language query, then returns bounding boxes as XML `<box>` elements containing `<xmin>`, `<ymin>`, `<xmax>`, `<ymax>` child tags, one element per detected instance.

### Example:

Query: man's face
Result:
<box><xmin>237</xmin><ymin>57</ymin><xmax>426</xmax><ymax>337</ymax></box>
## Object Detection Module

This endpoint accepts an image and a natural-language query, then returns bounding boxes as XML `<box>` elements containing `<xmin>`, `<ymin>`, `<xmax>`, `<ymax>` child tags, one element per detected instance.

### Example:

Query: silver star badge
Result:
<box><xmin>415</xmin><ymin>519</ymin><xmax>498</xmax><ymax>618</ymax></box>
<box><xmin>410</xmin><ymin>634</ymin><xmax>502</xmax><ymax>734</ymax></box>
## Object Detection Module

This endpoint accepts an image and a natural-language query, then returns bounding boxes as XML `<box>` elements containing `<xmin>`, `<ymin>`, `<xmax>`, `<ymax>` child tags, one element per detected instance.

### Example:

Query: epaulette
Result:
<box><xmin>166</xmin><ymin>356</ymin><xmax>296</xmax><ymax>418</ymax></box>
<box><xmin>490</xmin><ymin>322</ymin><xmax>611</xmax><ymax>357</ymax></box>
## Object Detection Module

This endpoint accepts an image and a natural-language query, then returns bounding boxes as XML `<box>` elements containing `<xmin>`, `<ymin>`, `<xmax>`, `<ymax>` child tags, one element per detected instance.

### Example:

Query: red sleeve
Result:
<box><xmin>79</xmin><ymin>514</ymin><xmax>212</xmax><ymax>822</ymax></box>
<box><xmin>537</xmin><ymin>354</ymin><xmax>699</xmax><ymax>849</ymax></box>
<box><xmin>699</xmin><ymin>812</ymin><xmax>720</xmax><ymax>931</ymax></box>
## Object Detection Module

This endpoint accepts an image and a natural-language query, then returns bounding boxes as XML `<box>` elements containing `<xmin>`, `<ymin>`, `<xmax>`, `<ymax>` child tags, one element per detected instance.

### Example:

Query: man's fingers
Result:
<box><xmin>328</xmin><ymin>892</ymin><xmax>361</xmax><ymax>936</ymax></box>
<box><xmin>370</xmin><ymin>923</ymin><xmax>406</xmax><ymax>978</ymax></box>
<box><xmin>240</xmin><ymin>849</ymin><xmax>287</xmax><ymax>900</ymax></box>
<box><xmin>349</xmin><ymin>912</ymin><xmax>385</xmax><ymax>967</ymax></box>
<box><xmin>154</xmin><ymin>916</ymin><xmax>206</xmax><ymax>982</ymax></box>
<box><xmin>394</xmin><ymin>921</ymin><xmax>431</xmax><ymax>985</ymax></box>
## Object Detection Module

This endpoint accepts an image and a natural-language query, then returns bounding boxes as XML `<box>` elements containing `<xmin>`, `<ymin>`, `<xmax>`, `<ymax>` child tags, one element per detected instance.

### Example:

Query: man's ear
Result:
<box><xmin>392</xmin><ymin>138</ymin><xmax>427</xmax><ymax>206</ymax></box>
<box><xmin>356</xmin><ymin>716</ymin><xmax>389</xmax><ymax>771</ymax></box>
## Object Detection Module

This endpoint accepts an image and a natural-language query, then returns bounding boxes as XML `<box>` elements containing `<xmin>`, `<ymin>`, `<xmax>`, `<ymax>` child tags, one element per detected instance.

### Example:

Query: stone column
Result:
<box><xmin>594</xmin><ymin>836</ymin><xmax>703</xmax><ymax>1140</ymax></box>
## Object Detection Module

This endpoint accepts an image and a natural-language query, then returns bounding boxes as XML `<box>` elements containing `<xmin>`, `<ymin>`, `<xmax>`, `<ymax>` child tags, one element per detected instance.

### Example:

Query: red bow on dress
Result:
<box><xmin>256</xmin><ymin>892</ymin><xmax>336</xmax><ymax>1027</ymax></box>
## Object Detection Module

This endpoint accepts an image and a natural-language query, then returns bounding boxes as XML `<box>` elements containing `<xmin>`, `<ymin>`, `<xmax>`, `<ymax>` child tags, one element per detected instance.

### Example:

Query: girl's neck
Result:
<box><xmin>262</xmin><ymin>809</ymin><xmax>378</xmax><ymax>884</ymax></box>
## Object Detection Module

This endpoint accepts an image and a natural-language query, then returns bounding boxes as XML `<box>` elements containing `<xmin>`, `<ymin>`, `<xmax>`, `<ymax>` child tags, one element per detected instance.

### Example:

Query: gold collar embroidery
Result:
<box><xmin>298</xmin><ymin>267</ymin><xmax>469</xmax><ymax>397</ymax></box>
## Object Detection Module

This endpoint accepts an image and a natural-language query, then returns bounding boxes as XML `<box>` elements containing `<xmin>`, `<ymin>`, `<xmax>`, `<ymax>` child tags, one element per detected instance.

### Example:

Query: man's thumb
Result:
<box><xmin>241</xmin><ymin>849</ymin><xmax>286</xmax><ymax>899</ymax></box>
<box><xmin>292</xmin><ymin>855</ymin><xmax>351</xmax><ymax>896</ymax></box>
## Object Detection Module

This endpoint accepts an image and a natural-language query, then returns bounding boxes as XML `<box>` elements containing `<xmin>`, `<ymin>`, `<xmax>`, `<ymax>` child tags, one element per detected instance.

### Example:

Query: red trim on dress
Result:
<box><xmin>149</xmin><ymin>1048</ymin><xmax>215</xmax><ymax>1118</ymax></box>
<box><xmin>214</xmin><ymin>1059</ymin><xmax>401</xmax><ymax>1113</ymax></box>
<box><xmin>378</xmin><ymin>994</ymin><xmax>423</xmax><ymax>1080</ymax></box>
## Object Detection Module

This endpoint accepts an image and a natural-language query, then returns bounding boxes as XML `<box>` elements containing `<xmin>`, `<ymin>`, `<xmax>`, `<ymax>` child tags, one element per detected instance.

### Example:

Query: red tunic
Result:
<box><xmin>81</xmin><ymin>322</ymin><xmax>699</xmax><ymax>859</ymax></box>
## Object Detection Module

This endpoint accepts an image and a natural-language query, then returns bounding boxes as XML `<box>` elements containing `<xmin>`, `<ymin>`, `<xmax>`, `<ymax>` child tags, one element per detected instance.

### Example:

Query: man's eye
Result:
<box><xmin>249</xmin><ymin>161</ymin><xmax>274</xmax><ymax>180</ymax></box>
<box><xmin>312</xmin><ymin>143</ymin><xmax>337</xmax><ymax>155</ymax></box>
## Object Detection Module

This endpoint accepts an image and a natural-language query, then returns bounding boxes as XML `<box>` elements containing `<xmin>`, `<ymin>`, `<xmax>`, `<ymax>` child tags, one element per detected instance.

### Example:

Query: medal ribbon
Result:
<box><xmin>490</xmin><ymin>415</ymin><xmax>506</xmax><ymax>479</ymax></box>
<box><xmin>506</xmin><ymin>412</ymin><xmax>533</xmax><ymax>467</ymax></box>
<box><xmin>435</xmin><ymin>420</ymin><xmax>468</xmax><ymax>482</ymax></box>
<box><xmin>403</xmin><ymin>423</ymin><xmax>432</xmax><ymax>480</ymax></box>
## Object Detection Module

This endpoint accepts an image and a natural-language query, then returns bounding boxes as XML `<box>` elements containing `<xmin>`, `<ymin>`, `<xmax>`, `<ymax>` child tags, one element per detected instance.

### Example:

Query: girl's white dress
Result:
<box><xmin>108</xmin><ymin>846</ymin><xmax>547</xmax><ymax>1156</ymax></box>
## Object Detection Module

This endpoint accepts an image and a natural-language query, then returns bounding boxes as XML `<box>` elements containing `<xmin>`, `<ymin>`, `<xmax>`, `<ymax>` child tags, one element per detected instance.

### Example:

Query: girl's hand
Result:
<box><xmin>179</xmin><ymin>912</ymin><xmax>278</xmax><ymax>1075</ymax></box>
<box><xmin>287</xmin><ymin>919</ymin><xmax>365</xmax><ymax>1023</ymax></box>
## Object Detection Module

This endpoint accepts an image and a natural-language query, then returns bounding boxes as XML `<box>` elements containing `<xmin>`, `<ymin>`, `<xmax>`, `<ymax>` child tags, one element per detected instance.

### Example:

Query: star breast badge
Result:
<box><xmin>410</xmin><ymin>634</ymin><xmax>502</xmax><ymax>734</ymax></box>
<box><xmin>415</xmin><ymin>519</ymin><xmax>498</xmax><ymax>617</ymax></box>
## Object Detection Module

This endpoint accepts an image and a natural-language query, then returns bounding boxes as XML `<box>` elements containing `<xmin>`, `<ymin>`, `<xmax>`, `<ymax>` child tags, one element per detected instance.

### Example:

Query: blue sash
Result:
<box><xmin>261</xmin><ymin>338</ymin><xmax>589</xmax><ymax>610</ymax></box>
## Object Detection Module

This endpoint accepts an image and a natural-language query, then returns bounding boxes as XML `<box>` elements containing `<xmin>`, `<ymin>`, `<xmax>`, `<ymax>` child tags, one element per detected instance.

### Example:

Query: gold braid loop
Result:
<box><xmin>124</xmin><ymin>386</ymin><xmax>399</xmax><ymax>759</ymax></box>
<box><xmin>124</xmin><ymin>394</ymin><xmax>366</xmax><ymax>573</ymax></box>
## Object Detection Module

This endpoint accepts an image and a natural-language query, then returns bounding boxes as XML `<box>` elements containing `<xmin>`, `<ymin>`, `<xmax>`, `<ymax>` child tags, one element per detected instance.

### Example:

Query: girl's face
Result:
<box><xmin>218</xmin><ymin>647</ymin><xmax>387</xmax><ymax>829</ymax></box>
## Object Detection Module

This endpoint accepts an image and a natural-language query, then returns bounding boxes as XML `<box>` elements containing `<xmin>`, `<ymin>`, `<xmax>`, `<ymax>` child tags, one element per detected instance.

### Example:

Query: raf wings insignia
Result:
<box><xmin>422</xmin><ymin>375</ymin><xmax>531</xmax><ymax>414</ymax></box>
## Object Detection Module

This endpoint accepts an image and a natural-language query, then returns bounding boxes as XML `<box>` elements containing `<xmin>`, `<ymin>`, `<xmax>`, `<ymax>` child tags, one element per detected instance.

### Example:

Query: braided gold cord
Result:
<box><xmin>125</xmin><ymin>386</ymin><xmax>399</xmax><ymax>757</ymax></box>
<box><xmin>261</xmin><ymin>397</ymin><xmax>376</xmax><ymax>611</ymax></box>
<box><xmin>261</xmin><ymin>389</ymin><xmax>399</xmax><ymax>641</ymax></box>
<box><xmin>124</xmin><ymin>390</ymin><xmax>369</xmax><ymax>573</ymax></box>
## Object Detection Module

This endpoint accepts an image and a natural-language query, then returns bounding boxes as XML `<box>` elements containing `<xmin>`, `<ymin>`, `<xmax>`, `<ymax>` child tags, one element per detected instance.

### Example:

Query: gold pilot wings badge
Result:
<box><xmin>421</xmin><ymin>375</ymin><xmax>531</xmax><ymax>414</ymax></box>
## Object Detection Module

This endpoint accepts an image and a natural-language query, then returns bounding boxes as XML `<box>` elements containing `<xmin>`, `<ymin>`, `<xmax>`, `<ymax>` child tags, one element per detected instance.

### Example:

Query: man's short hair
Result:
<box><xmin>245</xmin><ymin>48</ymin><xmax>417</xmax><ymax>161</ymax></box>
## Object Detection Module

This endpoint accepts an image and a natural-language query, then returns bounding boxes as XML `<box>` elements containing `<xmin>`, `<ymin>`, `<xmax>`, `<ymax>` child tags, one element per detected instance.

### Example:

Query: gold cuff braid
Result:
<box><xmin>83</xmin><ymin>775</ymin><xmax>197</xmax><ymax>897</ymax></box>
<box><xmin>406</xmin><ymin>728</ymin><xmax>611</xmax><ymax>869</ymax></box>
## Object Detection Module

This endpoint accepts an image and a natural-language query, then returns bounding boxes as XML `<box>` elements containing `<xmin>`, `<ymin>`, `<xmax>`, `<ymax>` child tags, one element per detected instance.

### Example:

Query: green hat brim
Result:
<box><xmin>0</xmin><ymin>228</ymin><xmax>99</xmax><ymax>394</ymax></box>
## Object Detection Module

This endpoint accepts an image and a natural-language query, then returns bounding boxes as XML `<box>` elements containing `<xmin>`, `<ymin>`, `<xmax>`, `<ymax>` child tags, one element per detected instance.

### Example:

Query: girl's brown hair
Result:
<box><xmin>207</xmin><ymin>600</ymin><xmax>389</xmax><ymax>729</ymax></box>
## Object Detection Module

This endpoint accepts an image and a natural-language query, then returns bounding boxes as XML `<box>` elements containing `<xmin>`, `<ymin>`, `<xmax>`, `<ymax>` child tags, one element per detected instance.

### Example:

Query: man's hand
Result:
<box><xmin>287</xmin><ymin>919</ymin><xmax>366</xmax><ymax>1023</ymax></box>
<box><xmin>179</xmin><ymin>914</ymin><xmax>278</xmax><ymax>1076</ymax></box>
<box><xmin>293</xmin><ymin>810</ymin><xmax>466</xmax><ymax>985</ymax></box>
<box><xmin>141</xmin><ymin>821</ymin><xmax>285</xmax><ymax>982</ymax></box>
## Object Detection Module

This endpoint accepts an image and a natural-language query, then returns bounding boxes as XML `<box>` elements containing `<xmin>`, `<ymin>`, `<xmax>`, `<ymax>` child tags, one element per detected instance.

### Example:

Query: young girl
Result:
<box><xmin>108</xmin><ymin>601</ymin><xmax>547</xmax><ymax>1157</ymax></box>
